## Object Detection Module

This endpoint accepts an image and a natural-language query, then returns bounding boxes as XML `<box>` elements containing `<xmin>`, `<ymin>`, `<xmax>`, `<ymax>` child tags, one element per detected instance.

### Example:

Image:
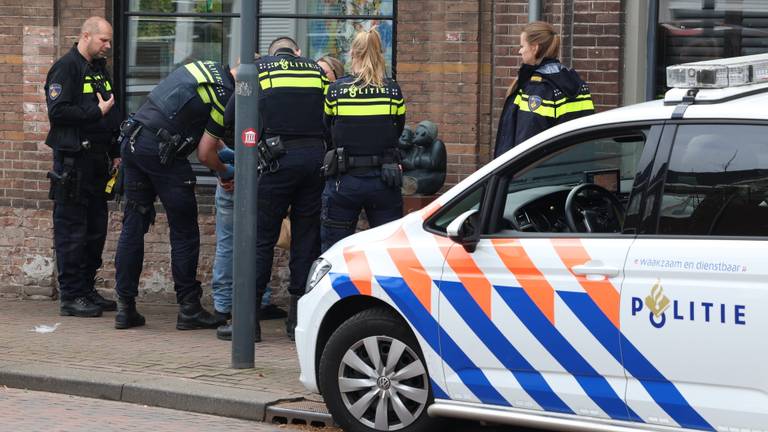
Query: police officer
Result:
<box><xmin>113</xmin><ymin>60</ymin><xmax>235</xmax><ymax>330</ymax></box>
<box><xmin>214</xmin><ymin>37</ymin><xmax>328</xmax><ymax>342</ymax></box>
<box><xmin>45</xmin><ymin>17</ymin><xmax>120</xmax><ymax>317</ymax></box>
<box><xmin>321</xmin><ymin>28</ymin><xmax>406</xmax><ymax>252</ymax></box>
<box><xmin>493</xmin><ymin>21</ymin><xmax>594</xmax><ymax>158</ymax></box>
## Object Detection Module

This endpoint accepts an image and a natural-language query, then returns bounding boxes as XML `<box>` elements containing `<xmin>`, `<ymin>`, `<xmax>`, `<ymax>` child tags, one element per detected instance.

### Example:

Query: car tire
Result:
<box><xmin>319</xmin><ymin>308</ymin><xmax>436</xmax><ymax>432</ymax></box>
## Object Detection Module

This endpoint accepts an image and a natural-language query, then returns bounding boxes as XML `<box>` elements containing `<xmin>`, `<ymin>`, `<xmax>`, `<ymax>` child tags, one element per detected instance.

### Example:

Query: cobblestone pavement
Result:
<box><xmin>0</xmin><ymin>387</ymin><xmax>334</xmax><ymax>432</ymax></box>
<box><xmin>0</xmin><ymin>299</ymin><xmax>311</xmax><ymax>398</ymax></box>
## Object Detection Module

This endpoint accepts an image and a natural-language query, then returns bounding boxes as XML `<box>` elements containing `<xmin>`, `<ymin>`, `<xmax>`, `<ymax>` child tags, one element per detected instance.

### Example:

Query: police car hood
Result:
<box><xmin>527</xmin><ymin>58</ymin><xmax>584</xmax><ymax>98</ymax></box>
<box><xmin>321</xmin><ymin>215</ymin><xmax>408</xmax><ymax>256</ymax></box>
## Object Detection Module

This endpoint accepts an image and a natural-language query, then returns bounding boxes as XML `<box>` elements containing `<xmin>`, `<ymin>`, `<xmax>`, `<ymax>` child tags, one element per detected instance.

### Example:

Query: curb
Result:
<box><xmin>0</xmin><ymin>361</ymin><xmax>287</xmax><ymax>422</ymax></box>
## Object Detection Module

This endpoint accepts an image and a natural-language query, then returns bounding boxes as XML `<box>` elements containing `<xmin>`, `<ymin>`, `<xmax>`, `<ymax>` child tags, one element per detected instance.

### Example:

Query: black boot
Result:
<box><xmin>115</xmin><ymin>296</ymin><xmax>145</xmax><ymax>329</ymax></box>
<box><xmin>177</xmin><ymin>294</ymin><xmax>226</xmax><ymax>330</ymax></box>
<box><xmin>60</xmin><ymin>296</ymin><xmax>102</xmax><ymax>318</ymax></box>
<box><xmin>216</xmin><ymin>322</ymin><xmax>261</xmax><ymax>343</ymax></box>
<box><xmin>286</xmin><ymin>295</ymin><xmax>299</xmax><ymax>341</ymax></box>
<box><xmin>86</xmin><ymin>289</ymin><xmax>117</xmax><ymax>312</ymax></box>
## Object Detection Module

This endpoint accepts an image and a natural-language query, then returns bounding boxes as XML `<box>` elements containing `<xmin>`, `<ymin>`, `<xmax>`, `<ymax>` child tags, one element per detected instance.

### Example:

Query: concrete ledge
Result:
<box><xmin>122</xmin><ymin>377</ymin><xmax>281</xmax><ymax>421</ymax></box>
<box><xmin>0</xmin><ymin>362</ymin><xmax>124</xmax><ymax>401</ymax></box>
<box><xmin>0</xmin><ymin>361</ymin><xmax>280</xmax><ymax>422</ymax></box>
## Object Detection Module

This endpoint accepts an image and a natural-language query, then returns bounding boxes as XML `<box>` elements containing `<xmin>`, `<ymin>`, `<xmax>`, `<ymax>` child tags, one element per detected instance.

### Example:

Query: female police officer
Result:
<box><xmin>320</xmin><ymin>28</ymin><xmax>406</xmax><ymax>252</ymax></box>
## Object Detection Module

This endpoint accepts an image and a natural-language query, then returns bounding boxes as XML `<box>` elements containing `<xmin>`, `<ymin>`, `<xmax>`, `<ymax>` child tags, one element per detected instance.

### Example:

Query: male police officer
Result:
<box><xmin>45</xmin><ymin>17</ymin><xmax>120</xmax><ymax>317</ymax></box>
<box><xmin>113</xmin><ymin>60</ymin><xmax>234</xmax><ymax>330</ymax></box>
<box><xmin>214</xmin><ymin>37</ymin><xmax>327</xmax><ymax>341</ymax></box>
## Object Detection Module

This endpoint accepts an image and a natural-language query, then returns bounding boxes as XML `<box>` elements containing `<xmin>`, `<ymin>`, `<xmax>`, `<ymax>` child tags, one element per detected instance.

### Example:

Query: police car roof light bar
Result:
<box><xmin>667</xmin><ymin>53</ymin><xmax>768</xmax><ymax>89</ymax></box>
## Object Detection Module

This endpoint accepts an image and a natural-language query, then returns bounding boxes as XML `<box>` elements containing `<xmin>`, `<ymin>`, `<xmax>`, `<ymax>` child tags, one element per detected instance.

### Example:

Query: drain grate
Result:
<box><xmin>266</xmin><ymin>398</ymin><xmax>336</xmax><ymax>428</ymax></box>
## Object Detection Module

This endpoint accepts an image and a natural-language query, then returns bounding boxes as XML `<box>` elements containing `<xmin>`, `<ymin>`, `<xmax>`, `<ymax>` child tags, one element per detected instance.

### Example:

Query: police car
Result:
<box><xmin>295</xmin><ymin>54</ymin><xmax>768</xmax><ymax>432</ymax></box>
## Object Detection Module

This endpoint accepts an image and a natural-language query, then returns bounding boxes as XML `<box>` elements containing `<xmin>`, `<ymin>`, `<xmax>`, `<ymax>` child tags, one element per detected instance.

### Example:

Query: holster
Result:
<box><xmin>47</xmin><ymin>157</ymin><xmax>80</xmax><ymax>203</ymax></box>
<box><xmin>256</xmin><ymin>136</ymin><xmax>286</xmax><ymax>173</ymax></box>
<box><xmin>157</xmin><ymin>128</ymin><xmax>196</xmax><ymax>167</ymax></box>
<box><xmin>322</xmin><ymin>147</ymin><xmax>340</xmax><ymax>177</ymax></box>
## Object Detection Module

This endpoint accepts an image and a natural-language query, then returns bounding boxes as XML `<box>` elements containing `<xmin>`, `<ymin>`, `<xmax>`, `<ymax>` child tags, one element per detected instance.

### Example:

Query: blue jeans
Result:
<box><xmin>211</xmin><ymin>185</ymin><xmax>234</xmax><ymax>313</ymax></box>
<box><xmin>321</xmin><ymin>172</ymin><xmax>403</xmax><ymax>252</ymax></box>
<box><xmin>208</xmin><ymin>183</ymin><xmax>283</xmax><ymax>313</ymax></box>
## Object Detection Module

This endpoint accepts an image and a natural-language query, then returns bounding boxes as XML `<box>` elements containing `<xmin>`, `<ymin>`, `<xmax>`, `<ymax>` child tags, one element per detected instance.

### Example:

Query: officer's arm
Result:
<box><xmin>197</xmin><ymin>132</ymin><xmax>229</xmax><ymax>174</ymax></box>
<box><xmin>323</xmin><ymin>86</ymin><xmax>336</xmax><ymax>145</ymax></box>
<box><xmin>393</xmin><ymin>86</ymin><xmax>407</xmax><ymax>137</ymax></box>
<box><xmin>46</xmin><ymin>61</ymin><xmax>101</xmax><ymax>125</ymax></box>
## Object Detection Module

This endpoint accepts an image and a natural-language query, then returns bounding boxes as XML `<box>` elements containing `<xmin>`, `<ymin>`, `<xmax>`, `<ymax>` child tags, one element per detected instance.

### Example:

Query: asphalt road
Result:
<box><xmin>0</xmin><ymin>386</ymin><xmax>544</xmax><ymax>432</ymax></box>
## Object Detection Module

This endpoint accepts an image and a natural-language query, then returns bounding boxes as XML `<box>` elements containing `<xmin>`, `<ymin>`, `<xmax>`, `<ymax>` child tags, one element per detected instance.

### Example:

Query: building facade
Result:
<box><xmin>1</xmin><ymin>0</ymin><xmax>765</xmax><ymax>302</ymax></box>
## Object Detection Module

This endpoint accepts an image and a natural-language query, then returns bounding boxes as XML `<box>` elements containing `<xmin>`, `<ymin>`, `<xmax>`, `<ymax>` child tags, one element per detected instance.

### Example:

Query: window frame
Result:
<box><xmin>643</xmin><ymin>119</ymin><xmax>768</xmax><ymax>240</ymax></box>
<box><xmin>425</xmin><ymin>121</ymin><xmax>664</xmax><ymax>239</ymax></box>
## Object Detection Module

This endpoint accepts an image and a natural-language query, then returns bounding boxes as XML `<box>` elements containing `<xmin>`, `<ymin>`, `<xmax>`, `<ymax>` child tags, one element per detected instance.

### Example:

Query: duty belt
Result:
<box><xmin>347</xmin><ymin>154</ymin><xmax>397</xmax><ymax>169</ymax></box>
<box><xmin>268</xmin><ymin>136</ymin><xmax>324</xmax><ymax>149</ymax></box>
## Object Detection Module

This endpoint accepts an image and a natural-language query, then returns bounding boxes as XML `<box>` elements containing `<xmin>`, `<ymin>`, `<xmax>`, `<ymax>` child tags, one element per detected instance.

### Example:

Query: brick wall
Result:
<box><xmin>396</xmin><ymin>0</ymin><xmax>490</xmax><ymax>186</ymax></box>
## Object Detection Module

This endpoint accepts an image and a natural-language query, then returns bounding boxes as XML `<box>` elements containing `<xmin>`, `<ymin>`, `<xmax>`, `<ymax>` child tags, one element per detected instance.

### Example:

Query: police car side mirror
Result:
<box><xmin>447</xmin><ymin>209</ymin><xmax>480</xmax><ymax>253</ymax></box>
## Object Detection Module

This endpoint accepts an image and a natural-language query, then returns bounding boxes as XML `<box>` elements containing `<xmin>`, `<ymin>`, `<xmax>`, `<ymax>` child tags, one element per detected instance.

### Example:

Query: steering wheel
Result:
<box><xmin>564</xmin><ymin>183</ymin><xmax>625</xmax><ymax>233</ymax></box>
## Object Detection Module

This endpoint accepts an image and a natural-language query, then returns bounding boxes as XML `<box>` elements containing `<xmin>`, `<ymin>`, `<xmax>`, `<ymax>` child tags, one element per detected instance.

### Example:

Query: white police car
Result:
<box><xmin>296</xmin><ymin>54</ymin><xmax>768</xmax><ymax>432</ymax></box>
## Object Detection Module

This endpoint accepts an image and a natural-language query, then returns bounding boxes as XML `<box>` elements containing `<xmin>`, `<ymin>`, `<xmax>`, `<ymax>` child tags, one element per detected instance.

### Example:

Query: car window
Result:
<box><xmin>429</xmin><ymin>185</ymin><xmax>485</xmax><ymax>234</ymax></box>
<box><xmin>499</xmin><ymin>131</ymin><xmax>647</xmax><ymax>234</ymax></box>
<box><xmin>658</xmin><ymin>124</ymin><xmax>768</xmax><ymax>236</ymax></box>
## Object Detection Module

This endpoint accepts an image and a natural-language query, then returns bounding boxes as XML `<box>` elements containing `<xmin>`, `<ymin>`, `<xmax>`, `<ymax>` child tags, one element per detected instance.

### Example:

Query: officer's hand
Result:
<box><xmin>112</xmin><ymin>157</ymin><xmax>121</xmax><ymax>170</ymax></box>
<box><xmin>97</xmin><ymin>93</ymin><xmax>115</xmax><ymax>116</ymax></box>
<box><xmin>219</xmin><ymin>177</ymin><xmax>234</xmax><ymax>192</ymax></box>
<box><xmin>381</xmin><ymin>163</ymin><xmax>403</xmax><ymax>188</ymax></box>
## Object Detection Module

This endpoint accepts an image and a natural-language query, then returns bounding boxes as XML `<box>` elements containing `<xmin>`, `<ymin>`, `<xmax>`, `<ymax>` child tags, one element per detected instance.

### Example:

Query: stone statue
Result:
<box><xmin>399</xmin><ymin>120</ymin><xmax>447</xmax><ymax>196</ymax></box>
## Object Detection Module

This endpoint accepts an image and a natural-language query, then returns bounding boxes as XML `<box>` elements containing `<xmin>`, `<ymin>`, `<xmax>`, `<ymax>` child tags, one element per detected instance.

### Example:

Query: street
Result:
<box><xmin>0</xmin><ymin>387</ymin><xmax>316</xmax><ymax>432</ymax></box>
<box><xmin>0</xmin><ymin>387</ymin><xmax>543</xmax><ymax>432</ymax></box>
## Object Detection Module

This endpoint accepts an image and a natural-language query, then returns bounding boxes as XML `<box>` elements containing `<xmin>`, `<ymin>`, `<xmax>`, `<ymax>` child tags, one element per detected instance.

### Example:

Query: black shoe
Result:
<box><xmin>86</xmin><ymin>290</ymin><xmax>117</xmax><ymax>312</ymax></box>
<box><xmin>216</xmin><ymin>323</ymin><xmax>261</xmax><ymax>343</ymax></box>
<box><xmin>60</xmin><ymin>297</ymin><xmax>103</xmax><ymax>318</ymax></box>
<box><xmin>115</xmin><ymin>297</ymin><xmax>145</xmax><ymax>329</ymax></box>
<box><xmin>259</xmin><ymin>304</ymin><xmax>287</xmax><ymax>320</ymax></box>
<box><xmin>177</xmin><ymin>297</ymin><xmax>226</xmax><ymax>330</ymax></box>
<box><xmin>214</xmin><ymin>310</ymin><xmax>232</xmax><ymax>322</ymax></box>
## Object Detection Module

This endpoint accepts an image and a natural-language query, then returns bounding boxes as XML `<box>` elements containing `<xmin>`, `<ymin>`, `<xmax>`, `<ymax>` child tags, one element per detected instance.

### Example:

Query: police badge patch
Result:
<box><xmin>49</xmin><ymin>83</ymin><xmax>62</xmax><ymax>100</ymax></box>
<box><xmin>528</xmin><ymin>95</ymin><xmax>542</xmax><ymax>111</ymax></box>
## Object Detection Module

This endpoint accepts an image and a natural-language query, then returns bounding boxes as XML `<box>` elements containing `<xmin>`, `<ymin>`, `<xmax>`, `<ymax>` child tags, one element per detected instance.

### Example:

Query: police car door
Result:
<box><xmin>621</xmin><ymin>123</ymin><xmax>768</xmax><ymax>431</ymax></box>
<box><xmin>432</xmin><ymin>126</ymin><xmax>658</xmax><ymax>420</ymax></box>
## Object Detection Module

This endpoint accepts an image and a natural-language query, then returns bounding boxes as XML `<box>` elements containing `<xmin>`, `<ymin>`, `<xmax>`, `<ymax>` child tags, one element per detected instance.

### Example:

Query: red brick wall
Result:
<box><xmin>396</xmin><ymin>0</ymin><xmax>490</xmax><ymax>186</ymax></box>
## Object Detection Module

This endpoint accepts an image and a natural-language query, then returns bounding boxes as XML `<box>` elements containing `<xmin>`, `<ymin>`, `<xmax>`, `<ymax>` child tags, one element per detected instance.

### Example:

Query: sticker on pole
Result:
<box><xmin>242</xmin><ymin>128</ymin><xmax>258</xmax><ymax>148</ymax></box>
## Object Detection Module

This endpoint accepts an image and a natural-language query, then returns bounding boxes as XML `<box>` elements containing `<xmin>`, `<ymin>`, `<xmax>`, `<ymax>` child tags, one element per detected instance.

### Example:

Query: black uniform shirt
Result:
<box><xmin>132</xmin><ymin>61</ymin><xmax>234</xmax><ymax>155</ymax></box>
<box><xmin>324</xmin><ymin>75</ymin><xmax>406</xmax><ymax>156</ymax></box>
<box><xmin>45</xmin><ymin>45</ymin><xmax>121</xmax><ymax>156</ymax></box>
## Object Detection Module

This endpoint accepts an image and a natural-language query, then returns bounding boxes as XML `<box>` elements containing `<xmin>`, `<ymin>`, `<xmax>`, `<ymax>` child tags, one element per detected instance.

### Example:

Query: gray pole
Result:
<box><xmin>232</xmin><ymin>0</ymin><xmax>258</xmax><ymax>369</ymax></box>
<box><xmin>645</xmin><ymin>0</ymin><xmax>659</xmax><ymax>101</ymax></box>
<box><xmin>528</xmin><ymin>0</ymin><xmax>541</xmax><ymax>22</ymax></box>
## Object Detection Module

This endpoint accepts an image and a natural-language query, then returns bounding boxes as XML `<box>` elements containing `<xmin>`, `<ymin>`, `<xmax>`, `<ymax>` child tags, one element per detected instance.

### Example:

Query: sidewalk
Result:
<box><xmin>0</xmin><ymin>298</ymin><xmax>329</xmax><ymax>425</ymax></box>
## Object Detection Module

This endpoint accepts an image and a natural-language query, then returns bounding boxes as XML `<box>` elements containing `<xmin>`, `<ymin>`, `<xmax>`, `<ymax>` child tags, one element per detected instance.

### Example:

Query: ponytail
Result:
<box><xmin>506</xmin><ymin>21</ymin><xmax>560</xmax><ymax>97</ymax></box>
<box><xmin>350</xmin><ymin>27</ymin><xmax>386</xmax><ymax>88</ymax></box>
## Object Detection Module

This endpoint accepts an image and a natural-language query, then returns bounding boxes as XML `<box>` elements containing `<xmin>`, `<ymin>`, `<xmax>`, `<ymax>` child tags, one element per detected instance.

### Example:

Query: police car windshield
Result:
<box><xmin>508</xmin><ymin>134</ymin><xmax>645</xmax><ymax>194</ymax></box>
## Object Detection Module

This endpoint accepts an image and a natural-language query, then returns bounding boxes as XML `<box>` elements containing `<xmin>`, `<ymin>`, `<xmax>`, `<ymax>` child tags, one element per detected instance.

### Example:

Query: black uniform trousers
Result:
<box><xmin>53</xmin><ymin>150</ymin><xmax>110</xmax><ymax>301</ymax></box>
<box><xmin>320</xmin><ymin>171</ymin><xmax>403</xmax><ymax>252</ymax></box>
<box><xmin>255</xmin><ymin>139</ymin><xmax>324</xmax><ymax>298</ymax></box>
<box><xmin>114</xmin><ymin>135</ymin><xmax>202</xmax><ymax>303</ymax></box>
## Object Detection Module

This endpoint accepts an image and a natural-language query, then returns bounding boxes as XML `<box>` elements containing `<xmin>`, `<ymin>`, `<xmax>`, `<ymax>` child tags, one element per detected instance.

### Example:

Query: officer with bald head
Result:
<box><xmin>44</xmin><ymin>16</ymin><xmax>121</xmax><ymax>317</ymax></box>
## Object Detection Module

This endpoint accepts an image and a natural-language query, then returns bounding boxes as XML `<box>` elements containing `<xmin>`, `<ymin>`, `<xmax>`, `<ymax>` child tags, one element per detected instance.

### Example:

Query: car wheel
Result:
<box><xmin>319</xmin><ymin>308</ymin><xmax>435</xmax><ymax>432</ymax></box>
